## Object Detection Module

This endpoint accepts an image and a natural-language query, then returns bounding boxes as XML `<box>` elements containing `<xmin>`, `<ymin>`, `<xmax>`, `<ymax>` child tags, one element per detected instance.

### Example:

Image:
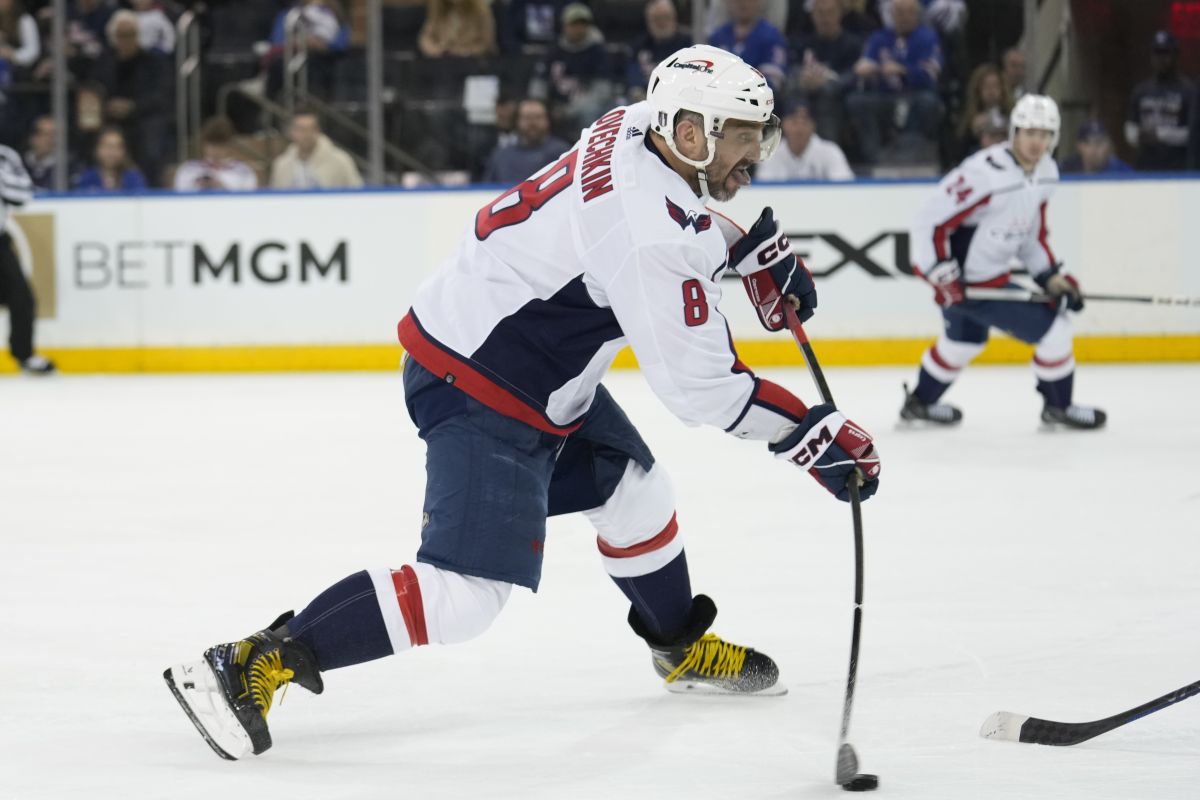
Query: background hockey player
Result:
<box><xmin>165</xmin><ymin>45</ymin><xmax>881</xmax><ymax>760</ymax></box>
<box><xmin>901</xmin><ymin>94</ymin><xmax>1106</xmax><ymax>430</ymax></box>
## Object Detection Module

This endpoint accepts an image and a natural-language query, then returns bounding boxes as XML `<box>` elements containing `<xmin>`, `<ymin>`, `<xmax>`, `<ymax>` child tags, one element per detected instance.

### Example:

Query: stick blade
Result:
<box><xmin>980</xmin><ymin>711</ymin><xmax>1030</xmax><ymax>742</ymax></box>
<box><xmin>835</xmin><ymin>742</ymin><xmax>860</xmax><ymax>784</ymax></box>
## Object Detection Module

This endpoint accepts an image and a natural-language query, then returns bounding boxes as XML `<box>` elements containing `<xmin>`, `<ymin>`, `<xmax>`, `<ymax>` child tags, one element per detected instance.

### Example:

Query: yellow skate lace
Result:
<box><xmin>248</xmin><ymin>648</ymin><xmax>294</xmax><ymax>719</ymax></box>
<box><xmin>664</xmin><ymin>633</ymin><xmax>747</xmax><ymax>684</ymax></box>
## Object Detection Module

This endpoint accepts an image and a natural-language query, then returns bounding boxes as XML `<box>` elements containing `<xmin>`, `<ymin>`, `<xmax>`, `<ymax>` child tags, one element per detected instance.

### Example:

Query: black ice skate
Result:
<box><xmin>1041</xmin><ymin>403</ymin><xmax>1107</xmax><ymax>430</ymax></box>
<box><xmin>164</xmin><ymin>611</ymin><xmax>324</xmax><ymax>760</ymax></box>
<box><xmin>629</xmin><ymin>595</ymin><xmax>784</xmax><ymax>696</ymax></box>
<box><xmin>19</xmin><ymin>355</ymin><xmax>55</xmax><ymax>375</ymax></box>
<box><xmin>899</xmin><ymin>383</ymin><xmax>962</xmax><ymax>425</ymax></box>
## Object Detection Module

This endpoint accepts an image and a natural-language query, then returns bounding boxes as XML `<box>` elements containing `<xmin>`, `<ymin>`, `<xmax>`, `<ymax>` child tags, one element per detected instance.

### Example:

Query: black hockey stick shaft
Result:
<box><xmin>966</xmin><ymin>287</ymin><xmax>1200</xmax><ymax>306</ymax></box>
<box><xmin>783</xmin><ymin>305</ymin><xmax>866</xmax><ymax>782</ymax></box>
<box><xmin>995</xmin><ymin>678</ymin><xmax>1200</xmax><ymax>746</ymax></box>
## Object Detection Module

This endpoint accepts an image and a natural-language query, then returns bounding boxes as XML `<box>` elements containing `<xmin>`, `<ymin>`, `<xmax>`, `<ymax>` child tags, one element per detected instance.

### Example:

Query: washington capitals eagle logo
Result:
<box><xmin>665</xmin><ymin>197</ymin><xmax>712</xmax><ymax>234</ymax></box>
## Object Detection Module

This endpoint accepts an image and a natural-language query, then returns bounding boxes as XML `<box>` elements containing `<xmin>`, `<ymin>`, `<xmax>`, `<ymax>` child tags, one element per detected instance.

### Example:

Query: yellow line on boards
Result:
<box><xmin>1</xmin><ymin>336</ymin><xmax>1198</xmax><ymax>374</ymax></box>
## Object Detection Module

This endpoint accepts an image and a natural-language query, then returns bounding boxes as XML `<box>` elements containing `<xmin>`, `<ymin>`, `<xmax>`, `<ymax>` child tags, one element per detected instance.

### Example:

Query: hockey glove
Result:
<box><xmin>923</xmin><ymin>259</ymin><xmax>965</xmax><ymax>308</ymax></box>
<box><xmin>769</xmin><ymin>404</ymin><xmax>881</xmax><ymax>502</ymax></box>
<box><xmin>729</xmin><ymin>207</ymin><xmax>817</xmax><ymax>330</ymax></box>
<box><xmin>1036</xmin><ymin>268</ymin><xmax>1084</xmax><ymax>311</ymax></box>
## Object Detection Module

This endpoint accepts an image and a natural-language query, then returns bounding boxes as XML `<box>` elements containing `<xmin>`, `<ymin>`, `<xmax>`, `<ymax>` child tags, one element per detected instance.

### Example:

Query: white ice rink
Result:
<box><xmin>2</xmin><ymin>364</ymin><xmax>1198</xmax><ymax>799</ymax></box>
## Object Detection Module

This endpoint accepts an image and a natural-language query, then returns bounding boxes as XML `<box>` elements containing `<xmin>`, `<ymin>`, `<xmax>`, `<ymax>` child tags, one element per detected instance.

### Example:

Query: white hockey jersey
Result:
<box><xmin>399</xmin><ymin>102</ymin><xmax>806</xmax><ymax>440</ymax></box>
<box><xmin>910</xmin><ymin>143</ymin><xmax>1059</xmax><ymax>286</ymax></box>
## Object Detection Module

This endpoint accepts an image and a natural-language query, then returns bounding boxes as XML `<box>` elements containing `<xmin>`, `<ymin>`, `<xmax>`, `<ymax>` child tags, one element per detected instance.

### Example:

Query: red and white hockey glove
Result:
<box><xmin>923</xmin><ymin>259</ymin><xmax>965</xmax><ymax>308</ymax></box>
<box><xmin>769</xmin><ymin>404</ymin><xmax>881</xmax><ymax>502</ymax></box>
<box><xmin>1036</xmin><ymin>268</ymin><xmax>1084</xmax><ymax>311</ymax></box>
<box><xmin>728</xmin><ymin>207</ymin><xmax>818</xmax><ymax>330</ymax></box>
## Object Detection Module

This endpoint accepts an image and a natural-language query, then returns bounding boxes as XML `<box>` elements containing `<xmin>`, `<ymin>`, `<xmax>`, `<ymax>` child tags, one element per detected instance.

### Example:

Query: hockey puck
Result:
<box><xmin>841</xmin><ymin>774</ymin><xmax>879</xmax><ymax>792</ymax></box>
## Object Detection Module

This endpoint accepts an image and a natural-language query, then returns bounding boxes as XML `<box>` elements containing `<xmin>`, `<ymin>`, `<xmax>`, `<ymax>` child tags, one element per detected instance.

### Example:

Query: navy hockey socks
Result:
<box><xmin>611</xmin><ymin>550</ymin><xmax>693</xmax><ymax>641</ymax></box>
<box><xmin>1037</xmin><ymin>372</ymin><xmax>1074</xmax><ymax>409</ymax></box>
<box><xmin>289</xmin><ymin>571</ymin><xmax>394</xmax><ymax>670</ymax></box>
<box><xmin>914</xmin><ymin>366</ymin><xmax>952</xmax><ymax>405</ymax></box>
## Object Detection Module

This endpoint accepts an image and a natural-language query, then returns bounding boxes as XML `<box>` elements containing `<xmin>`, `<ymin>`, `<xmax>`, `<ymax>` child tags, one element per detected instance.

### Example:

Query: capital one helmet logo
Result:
<box><xmin>673</xmin><ymin>59</ymin><xmax>714</xmax><ymax>74</ymax></box>
<box><xmin>10</xmin><ymin>213</ymin><xmax>57</xmax><ymax>320</ymax></box>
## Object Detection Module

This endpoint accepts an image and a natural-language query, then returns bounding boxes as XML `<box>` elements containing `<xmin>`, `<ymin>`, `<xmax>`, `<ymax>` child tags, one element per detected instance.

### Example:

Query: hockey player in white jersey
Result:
<box><xmin>165</xmin><ymin>46</ymin><xmax>881</xmax><ymax>760</ymax></box>
<box><xmin>901</xmin><ymin>94</ymin><xmax>1106</xmax><ymax>430</ymax></box>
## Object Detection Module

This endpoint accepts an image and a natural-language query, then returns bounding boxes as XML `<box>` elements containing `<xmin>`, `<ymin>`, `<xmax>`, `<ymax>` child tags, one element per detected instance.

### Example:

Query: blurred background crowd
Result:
<box><xmin>0</xmin><ymin>0</ymin><xmax>1197</xmax><ymax>190</ymax></box>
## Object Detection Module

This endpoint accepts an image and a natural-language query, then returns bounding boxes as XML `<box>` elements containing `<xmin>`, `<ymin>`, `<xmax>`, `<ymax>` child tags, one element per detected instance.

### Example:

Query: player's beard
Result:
<box><xmin>705</xmin><ymin>159</ymin><xmax>753</xmax><ymax>202</ymax></box>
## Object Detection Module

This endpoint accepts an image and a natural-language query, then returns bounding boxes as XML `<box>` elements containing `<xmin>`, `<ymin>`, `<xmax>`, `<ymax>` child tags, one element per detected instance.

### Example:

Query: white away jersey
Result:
<box><xmin>910</xmin><ymin>143</ymin><xmax>1059</xmax><ymax>285</ymax></box>
<box><xmin>400</xmin><ymin>102</ymin><xmax>806</xmax><ymax>440</ymax></box>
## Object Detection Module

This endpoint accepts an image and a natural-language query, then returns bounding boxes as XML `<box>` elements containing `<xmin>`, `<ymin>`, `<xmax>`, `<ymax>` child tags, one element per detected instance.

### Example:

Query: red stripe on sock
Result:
<box><xmin>1033</xmin><ymin>353</ymin><xmax>1072</xmax><ymax>369</ymax></box>
<box><xmin>391</xmin><ymin>565</ymin><xmax>429</xmax><ymax>647</ymax></box>
<box><xmin>928</xmin><ymin>346</ymin><xmax>959</xmax><ymax>371</ymax></box>
<box><xmin>597</xmin><ymin>513</ymin><xmax>679</xmax><ymax>559</ymax></box>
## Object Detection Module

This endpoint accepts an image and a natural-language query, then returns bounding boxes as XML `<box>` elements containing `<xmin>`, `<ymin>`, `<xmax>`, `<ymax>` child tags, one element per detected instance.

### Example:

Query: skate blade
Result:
<box><xmin>163</xmin><ymin>661</ymin><xmax>253</xmax><ymax>760</ymax></box>
<box><xmin>664</xmin><ymin>680</ymin><xmax>788</xmax><ymax>697</ymax></box>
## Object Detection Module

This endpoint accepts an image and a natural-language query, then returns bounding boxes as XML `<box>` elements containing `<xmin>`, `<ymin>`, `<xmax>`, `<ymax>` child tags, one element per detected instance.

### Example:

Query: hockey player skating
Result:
<box><xmin>165</xmin><ymin>45</ymin><xmax>881</xmax><ymax>760</ymax></box>
<box><xmin>901</xmin><ymin>94</ymin><xmax>1106</xmax><ymax>430</ymax></box>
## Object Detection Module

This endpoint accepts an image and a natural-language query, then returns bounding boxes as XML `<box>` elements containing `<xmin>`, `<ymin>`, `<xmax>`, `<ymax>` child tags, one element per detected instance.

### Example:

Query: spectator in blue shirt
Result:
<box><xmin>1060</xmin><ymin>120</ymin><xmax>1133</xmax><ymax>175</ymax></box>
<box><xmin>74</xmin><ymin>127</ymin><xmax>147</xmax><ymax>191</ymax></box>
<box><xmin>483</xmin><ymin>98</ymin><xmax>570</xmax><ymax>185</ymax></box>
<box><xmin>709</xmin><ymin>0</ymin><xmax>788</xmax><ymax>88</ymax></box>
<box><xmin>626</xmin><ymin>0</ymin><xmax>692</xmax><ymax>102</ymax></box>
<box><xmin>846</xmin><ymin>0</ymin><xmax>942</xmax><ymax>164</ymax></box>
<box><xmin>500</xmin><ymin>0</ymin><xmax>570</xmax><ymax>53</ymax></box>
<box><xmin>787</xmin><ymin>0</ymin><xmax>861</xmax><ymax>142</ymax></box>
<box><xmin>265</xmin><ymin>0</ymin><xmax>350</xmax><ymax>100</ymax></box>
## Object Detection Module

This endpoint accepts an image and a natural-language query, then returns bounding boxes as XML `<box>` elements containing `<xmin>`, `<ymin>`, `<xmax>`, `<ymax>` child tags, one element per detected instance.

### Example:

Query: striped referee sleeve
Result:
<box><xmin>0</xmin><ymin>145</ymin><xmax>34</xmax><ymax>207</ymax></box>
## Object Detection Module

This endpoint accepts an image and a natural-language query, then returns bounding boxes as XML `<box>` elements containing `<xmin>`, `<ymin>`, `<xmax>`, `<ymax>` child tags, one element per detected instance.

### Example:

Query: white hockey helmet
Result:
<box><xmin>1009</xmin><ymin>94</ymin><xmax>1061</xmax><ymax>150</ymax></box>
<box><xmin>646</xmin><ymin>45</ymin><xmax>781</xmax><ymax>171</ymax></box>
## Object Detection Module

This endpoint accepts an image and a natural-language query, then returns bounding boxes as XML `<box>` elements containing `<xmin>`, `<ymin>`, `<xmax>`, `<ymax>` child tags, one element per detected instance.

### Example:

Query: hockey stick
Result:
<box><xmin>783</xmin><ymin>305</ymin><xmax>874</xmax><ymax>790</ymax></box>
<box><xmin>980</xmin><ymin>678</ymin><xmax>1200</xmax><ymax>746</ymax></box>
<box><xmin>966</xmin><ymin>287</ymin><xmax>1200</xmax><ymax>306</ymax></box>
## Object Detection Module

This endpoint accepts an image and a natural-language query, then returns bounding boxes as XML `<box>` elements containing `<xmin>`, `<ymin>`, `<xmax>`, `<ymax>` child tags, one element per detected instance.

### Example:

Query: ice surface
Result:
<box><xmin>2</xmin><ymin>365</ymin><xmax>1198</xmax><ymax>799</ymax></box>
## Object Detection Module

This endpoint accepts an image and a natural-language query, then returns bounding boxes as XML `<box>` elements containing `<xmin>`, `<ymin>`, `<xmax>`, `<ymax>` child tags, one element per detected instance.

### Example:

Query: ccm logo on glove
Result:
<box><xmin>770</xmin><ymin>404</ymin><xmax>881</xmax><ymax>502</ymax></box>
<box><xmin>757</xmin><ymin>232</ymin><xmax>790</xmax><ymax>267</ymax></box>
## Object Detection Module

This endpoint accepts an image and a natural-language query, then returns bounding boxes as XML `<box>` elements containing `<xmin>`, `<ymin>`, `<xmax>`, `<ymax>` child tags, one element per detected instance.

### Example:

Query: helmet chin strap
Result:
<box><xmin>664</xmin><ymin>132</ymin><xmax>720</xmax><ymax>200</ymax></box>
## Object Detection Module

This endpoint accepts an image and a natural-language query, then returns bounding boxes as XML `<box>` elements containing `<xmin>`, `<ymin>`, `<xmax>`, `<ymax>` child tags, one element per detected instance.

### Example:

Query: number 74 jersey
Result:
<box><xmin>398</xmin><ymin>101</ymin><xmax>808</xmax><ymax>441</ymax></box>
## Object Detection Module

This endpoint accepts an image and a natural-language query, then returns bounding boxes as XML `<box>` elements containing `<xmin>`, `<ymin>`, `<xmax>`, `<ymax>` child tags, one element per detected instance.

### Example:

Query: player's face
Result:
<box><xmin>705</xmin><ymin>120</ymin><xmax>765</xmax><ymax>202</ymax></box>
<box><xmin>1013</xmin><ymin>128</ymin><xmax>1053</xmax><ymax>166</ymax></box>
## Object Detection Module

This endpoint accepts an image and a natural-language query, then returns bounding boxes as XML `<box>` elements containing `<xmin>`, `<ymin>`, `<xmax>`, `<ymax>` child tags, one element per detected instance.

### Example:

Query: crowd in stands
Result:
<box><xmin>0</xmin><ymin>0</ymin><xmax>1196</xmax><ymax>192</ymax></box>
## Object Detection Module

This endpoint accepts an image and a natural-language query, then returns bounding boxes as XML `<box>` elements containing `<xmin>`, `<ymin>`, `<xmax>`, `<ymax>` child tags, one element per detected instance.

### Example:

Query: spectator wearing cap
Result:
<box><xmin>847</xmin><ymin>0</ymin><xmax>942</xmax><ymax>165</ymax></box>
<box><xmin>1125</xmin><ymin>31</ymin><xmax>1195</xmax><ymax>172</ymax></box>
<box><xmin>626</xmin><ymin>0</ymin><xmax>692</xmax><ymax>102</ymax></box>
<box><xmin>1061</xmin><ymin>120</ymin><xmax>1132</xmax><ymax>175</ymax></box>
<box><xmin>787</xmin><ymin>0</ymin><xmax>860</xmax><ymax>142</ymax></box>
<box><xmin>174</xmin><ymin>117</ymin><xmax>258</xmax><ymax>192</ymax></box>
<box><xmin>530</xmin><ymin>3</ymin><xmax>617</xmax><ymax>133</ymax></box>
<box><xmin>756</xmin><ymin>97</ymin><xmax>854</xmax><ymax>181</ymax></box>
<box><xmin>91</xmin><ymin>9</ymin><xmax>172</xmax><ymax>185</ymax></box>
<box><xmin>709</xmin><ymin>0</ymin><xmax>789</xmax><ymax>88</ymax></box>
<box><xmin>483</xmin><ymin>98</ymin><xmax>571</xmax><ymax>185</ymax></box>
